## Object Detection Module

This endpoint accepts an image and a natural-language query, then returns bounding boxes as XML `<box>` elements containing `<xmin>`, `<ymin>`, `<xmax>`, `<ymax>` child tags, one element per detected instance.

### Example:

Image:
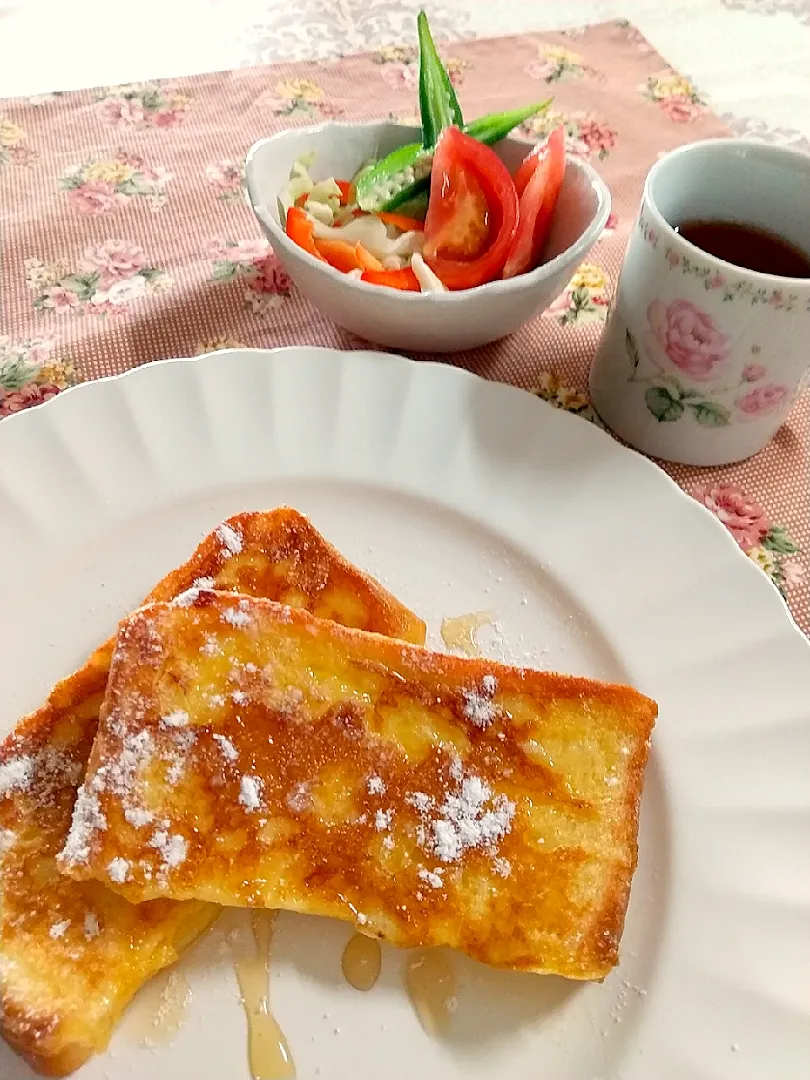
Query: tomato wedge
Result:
<box><xmin>422</xmin><ymin>126</ymin><xmax>519</xmax><ymax>290</ymax></box>
<box><xmin>360</xmin><ymin>267</ymin><xmax>420</xmax><ymax>291</ymax></box>
<box><xmin>286</xmin><ymin>206</ymin><xmax>325</xmax><ymax>261</ymax></box>
<box><xmin>502</xmin><ymin>127</ymin><xmax>566</xmax><ymax>279</ymax></box>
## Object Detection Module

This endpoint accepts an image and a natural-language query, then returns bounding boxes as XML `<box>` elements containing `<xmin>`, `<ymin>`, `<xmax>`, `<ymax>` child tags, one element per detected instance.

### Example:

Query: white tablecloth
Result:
<box><xmin>2</xmin><ymin>0</ymin><xmax>810</xmax><ymax>153</ymax></box>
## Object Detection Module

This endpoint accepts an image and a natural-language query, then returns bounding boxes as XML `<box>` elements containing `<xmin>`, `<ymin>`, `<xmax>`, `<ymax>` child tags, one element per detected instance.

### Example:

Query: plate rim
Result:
<box><xmin>1</xmin><ymin>344</ymin><xmax>806</xmax><ymax>652</ymax></box>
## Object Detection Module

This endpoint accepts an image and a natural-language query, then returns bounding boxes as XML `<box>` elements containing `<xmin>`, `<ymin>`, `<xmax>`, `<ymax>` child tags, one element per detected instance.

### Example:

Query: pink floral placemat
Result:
<box><xmin>0</xmin><ymin>20</ymin><xmax>807</xmax><ymax>632</ymax></box>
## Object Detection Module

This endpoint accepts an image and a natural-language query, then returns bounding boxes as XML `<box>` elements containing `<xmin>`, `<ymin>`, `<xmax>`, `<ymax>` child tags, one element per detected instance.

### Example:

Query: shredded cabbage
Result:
<box><xmin>411</xmin><ymin>253</ymin><xmax>447</xmax><ymax>293</ymax></box>
<box><xmin>281</xmin><ymin>151</ymin><xmax>425</xmax><ymax>264</ymax></box>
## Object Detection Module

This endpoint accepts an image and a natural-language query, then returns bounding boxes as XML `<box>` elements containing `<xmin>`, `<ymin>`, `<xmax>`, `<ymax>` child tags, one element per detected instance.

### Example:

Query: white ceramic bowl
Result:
<box><xmin>246</xmin><ymin>122</ymin><xmax>611</xmax><ymax>352</ymax></box>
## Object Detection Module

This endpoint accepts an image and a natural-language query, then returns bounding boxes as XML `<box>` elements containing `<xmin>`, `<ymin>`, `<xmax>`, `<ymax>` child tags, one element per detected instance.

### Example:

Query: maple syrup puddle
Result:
<box><xmin>341</xmin><ymin>933</ymin><xmax>382</xmax><ymax>991</ymax></box>
<box><xmin>440</xmin><ymin>611</ymin><xmax>494</xmax><ymax>657</ymax></box>
<box><xmin>405</xmin><ymin>949</ymin><xmax>457</xmax><ymax>1035</ymax></box>
<box><xmin>230</xmin><ymin>911</ymin><xmax>295</xmax><ymax>1079</ymax></box>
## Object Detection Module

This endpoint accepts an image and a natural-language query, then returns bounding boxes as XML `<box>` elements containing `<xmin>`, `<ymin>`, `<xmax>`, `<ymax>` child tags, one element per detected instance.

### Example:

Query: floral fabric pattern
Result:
<box><xmin>61</xmin><ymin>152</ymin><xmax>172</xmax><ymax>214</ymax></box>
<box><xmin>261</xmin><ymin>79</ymin><xmax>342</xmax><ymax>118</ymax></box>
<box><xmin>95</xmin><ymin>83</ymin><xmax>192</xmax><ymax>128</ymax></box>
<box><xmin>522</xmin><ymin>109</ymin><xmax>617</xmax><ymax>159</ymax></box>
<box><xmin>0</xmin><ymin>335</ymin><xmax>80</xmax><ymax>416</ymax></box>
<box><xmin>693</xmin><ymin>483</ymin><xmax>803</xmax><ymax>596</ymax></box>
<box><xmin>543</xmin><ymin>264</ymin><xmax>611</xmax><ymax>325</ymax></box>
<box><xmin>640</xmin><ymin>71</ymin><xmax>705</xmax><ymax>123</ymax></box>
<box><xmin>207</xmin><ymin>239</ymin><xmax>292</xmax><ymax>314</ymax></box>
<box><xmin>26</xmin><ymin>242</ymin><xmax>173</xmax><ymax>316</ymax></box>
<box><xmin>525</xmin><ymin>43</ymin><xmax>592</xmax><ymax>83</ymax></box>
<box><xmin>1</xmin><ymin>114</ymin><xmax>35</xmax><ymax>167</ymax></box>
<box><xmin>373</xmin><ymin>44</ymin><xmax>468</xmax><ymax>90</ymax></box>
<box><xmin>205</xmin><ymin>160</ymin><xmax>246</xmax><ymax>202</ymax></box>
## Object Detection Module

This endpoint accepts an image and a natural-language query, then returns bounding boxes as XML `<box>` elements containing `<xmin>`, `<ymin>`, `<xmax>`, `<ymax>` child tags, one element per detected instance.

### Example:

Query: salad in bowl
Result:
<box><xmin>246</xmin><ymin>11</ymin><xmax>610</xmax><ymax>350</ymax></box>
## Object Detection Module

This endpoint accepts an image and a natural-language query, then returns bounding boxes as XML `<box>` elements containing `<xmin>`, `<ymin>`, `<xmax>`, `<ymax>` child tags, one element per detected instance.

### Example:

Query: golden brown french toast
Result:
<box><xmin>65</xmin><ymin>593</ymin><xmax>656</xmax><ymax>982</ymax></box>
<box><xmin>0</xmin><ymin>509</ymin><xmax>424</xmax><ymax>1076</ymax></box>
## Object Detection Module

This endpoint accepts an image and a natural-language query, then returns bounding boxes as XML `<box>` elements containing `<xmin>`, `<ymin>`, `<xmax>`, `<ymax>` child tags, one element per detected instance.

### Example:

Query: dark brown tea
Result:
<box><xmin>675</xmin><ymin>219</ymin><xmax>810</xmax><ymax>278</ymax></box>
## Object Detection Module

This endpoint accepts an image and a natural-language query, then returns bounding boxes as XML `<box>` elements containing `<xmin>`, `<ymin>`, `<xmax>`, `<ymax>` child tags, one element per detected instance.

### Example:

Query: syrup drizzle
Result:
<box><xmin>230</xmin><ymin>911</ymin><xmax>295</xmax><ymax>1079</ymax></box>
<box><xmin>440</xmin><ymin>612</ymin><xmax>494</xmax><ymax>657</ymax></box>
<box><xmin>341</xmin><ymin>933</ymin><xmax>382</xmax><ymax>991</ymax></box>
<box><xmin>404</xmin><ymin>949</ymin><xmax>457</xmax><ymax>1035</ymax></box>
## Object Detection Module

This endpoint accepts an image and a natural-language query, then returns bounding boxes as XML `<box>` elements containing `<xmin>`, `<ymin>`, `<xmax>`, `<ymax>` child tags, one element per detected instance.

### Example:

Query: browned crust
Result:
<box><xmin>0</xmin><ymin>507</ymin><xmax>424</xmax><ymax>1075</ymax></box>
<box><xmin>73</xmin><ymin>595</ymin><xmax>657</xmax><ymax>981</ymax></box>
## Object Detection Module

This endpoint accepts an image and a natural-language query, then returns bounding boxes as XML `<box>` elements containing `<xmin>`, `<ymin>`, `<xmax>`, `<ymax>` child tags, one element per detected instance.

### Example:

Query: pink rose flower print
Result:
<box><xmin>251</xmin><ymin>254</ymin><xmax>291</xmax><ymax>295</ymax></box>
<box><xmin>99</xmin><ymin>97</ymin><xmax>146</xmax><ymax>127</ymax></box>
<box><xmin>0</xmin><ymin>382</ymin><xmax>60</xmax><ymax>416</ymax></box>
<box><xmin>577</xmin><ymin>117</ymin><xmax>617</xmax><ymax>157</ymax></box>
<box><xmin>734</xmin><ymin>382</ymin><xmax>790</xmax><ymax>419</ymax></box>
<box><xmin>742</xmin><ymin>362</ymin><xmax>767</xmax><ymax>382</ymax></box>
<box><xmin>692</xmin><ymin>483</ymin><xmax>770</xmax><ymax>552</ymax></box>
<box><xmin>525</xmin><ymin>59</ymin><xmax>556</xmax><ymax>81</ymax></box>
<box><xmin>646</xmin><ymin>298</ymin><xmax>730</xmax><ymax>381</ymax></box>
<box><xmin>381</xmin><ymin>63</ymin><xmax>418</xmax><ymax>91</ymax></box>
<box><xmin>659</xmin><ymin>96</ymin><xmax>702</xmax><ymax>123</ymax></box>
<box><xmin>41</xmin><ymin>286</ymin><xmax>81</xmax><ymax>314</ymax></box>
<box><xmin>67</xmin><ymin>180</ymin><xmax>125</xmax><ymax>216</ymax></box>
<box><xmin>80</xmin><ymin>240</ymin><xmax>147</xmax><ymax>287</ymax></box>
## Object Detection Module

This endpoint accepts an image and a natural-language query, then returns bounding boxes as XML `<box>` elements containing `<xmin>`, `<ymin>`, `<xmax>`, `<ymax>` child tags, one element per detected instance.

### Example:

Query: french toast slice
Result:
<box><xmin>0</xmin><ymin>509</ymin><xmax>425</xmax><ymax>1076</ymax></box>
<box><xmin>65</xmin><ymin>593</ymin><xmax>656</xmax><ymax>981</ymax></box>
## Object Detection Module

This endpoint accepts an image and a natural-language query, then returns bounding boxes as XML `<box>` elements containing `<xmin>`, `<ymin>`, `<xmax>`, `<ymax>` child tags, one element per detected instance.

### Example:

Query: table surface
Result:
<box><xmin>1</xmin><ymin>0</ymin><xmax>809</xmax><ymax>634</ymax></box>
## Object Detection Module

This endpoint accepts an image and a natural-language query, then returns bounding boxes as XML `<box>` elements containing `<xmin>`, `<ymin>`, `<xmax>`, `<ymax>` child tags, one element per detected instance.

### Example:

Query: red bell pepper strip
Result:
<box><xmin>286</xmin><ymin>206</ymin><xmax>325</xmax><ymax>261</ymax></box>
<box><xmin>360</xmin><ymin>267</ymin><xmax>421</xmax><ymax>291</ymax></box>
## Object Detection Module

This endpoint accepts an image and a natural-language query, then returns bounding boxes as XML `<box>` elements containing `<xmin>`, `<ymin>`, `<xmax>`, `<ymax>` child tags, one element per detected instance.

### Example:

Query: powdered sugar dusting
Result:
<box><xmin>367</xmin><ymin>775</ymin><xmax>385</xmax><ymax>796</ymax></box>
<box><xmin>60</xmin><ymin>785</ymin><xmax>107</xmax><ymax>865</ymax></box>
<box><xmin>124</xmin><ymin>805</ymin><xmax>153</xmax><ymax>828</ymax></box>
<box><xmin>417</xmin><ymin>773</ymin><xmax>515</xmax><ymax>864</ymax></box>
<box><xmin>418</xmin><ymin>867</ymin><xmax>444</xmax><ymax>889</ymax></box>
<box><xmin>84</xmin><ymin>912</ymin><xmax>100</xmax><ymax>940</ymax></box>
<box><xmin>150</xmin><ymin>830</ymin><xmax>187</xmax><ymax>871</ymax></box>
<box><xmin>223</xmin><ymin>607</ymin><xmax>251</xmax><ymax>628</ymax></box>
<box><xmin>374</xmin><ymin>809</ymin><xmax>393</xmax><ymax>831</ymax></box>
<box><xmin>202</xmin><ymin>634</ymin><xmax>222</xmax><ymax>657</ymax></box>
<box><xmin>286</xmin><ymin>783</ymin><xmax>311</xmax><ymax>813</ymax></box>
<box><xmin>161</xmin><ymin>710</ymin><xmax>189</xmax><ymax>729</ymax></box>
<box><xmin>208</xmin><ymin>693</ymin><xmax>226</xmax><ymax>708</ymax></box>
<box><xmin>49</xmin><ymin>920</ymin><xmax>70</xmax><ymax>940</ymax></box>
<box><xmin>239</xmin><ymin>775</ymin><xmax>262</xmax><ymax>812</ymax></box>
<box><xmin>173</xmin><ymin>577</ymin><xmax>216</xmax><ymax>607</ymax></box>
<box><xmin>0</xmin><ymin>828</ymin><xmax>16</xmax><ymax>854</ymax></box>
<box><xmin>0</xmin><ymin>756</ymin><xmax>34</xmax><ymax>798</ymax></box>
<box><xmin>213</xmin><ymin>733</ymin><xmax>238</xmax><ymax>762</ymax></box>
<box><xmin>462</xmin><ymin>676</ymin><xmax>498</xmax><ymax>729</ymax></box>
<box><xmin>231</xmin><ymin>690</ymin><xmax>249</xmax><ymax>706</ymax></box>
<box><xmin>108</xmin><ymin>857</ymin><xmax>130</xmax><ymax>883</ymax></box>
<box><xmin>216</xmin><ymin>522</ymin><xmax>243</xmax><ymax>556</ymax></box>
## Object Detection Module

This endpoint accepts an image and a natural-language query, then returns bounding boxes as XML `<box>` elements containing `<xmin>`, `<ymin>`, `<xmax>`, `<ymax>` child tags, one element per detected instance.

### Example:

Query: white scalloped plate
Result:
<box><xmin>1</xmin><ymin>347</ymin><xmax>808</xmax><ymax>1080</ymax></box>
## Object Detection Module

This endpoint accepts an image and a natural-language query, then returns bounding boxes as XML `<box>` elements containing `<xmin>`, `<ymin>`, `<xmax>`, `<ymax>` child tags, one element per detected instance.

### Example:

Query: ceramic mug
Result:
<box><xmin>589</xmin><ymin>139</ymin><xmax>810</xmax><ymax>466</ymax></box>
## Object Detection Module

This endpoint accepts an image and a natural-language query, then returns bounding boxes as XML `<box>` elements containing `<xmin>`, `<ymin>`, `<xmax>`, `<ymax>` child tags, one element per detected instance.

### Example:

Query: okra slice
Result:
<box><xmin>355</xmin><ymin>101</ymin><xmax>551</xmax><ymax>213</ymax></box>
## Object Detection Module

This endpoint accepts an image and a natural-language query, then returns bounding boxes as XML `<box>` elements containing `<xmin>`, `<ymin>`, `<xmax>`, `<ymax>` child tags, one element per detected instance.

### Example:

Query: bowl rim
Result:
<box><xmin>245</xmin><ymin>121</ymin><xmax>612</xmax><ymax>303</ymax></box>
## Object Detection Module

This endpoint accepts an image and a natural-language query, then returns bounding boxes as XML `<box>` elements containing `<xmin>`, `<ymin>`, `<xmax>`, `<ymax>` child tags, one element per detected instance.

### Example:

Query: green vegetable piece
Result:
<box><xmin>417</xmin><ymin>9</ymin><xmax>463</xmax><ymax>148</ymax></box>
<box><xmin>355</xmin><ymin>100</ymin><xmax>550</xmax><ymax>213</ymax></box>
<box><xmin>464</xmin><ymin>101</ymin><xmax>551</xmax><ymax>146</ymax></box>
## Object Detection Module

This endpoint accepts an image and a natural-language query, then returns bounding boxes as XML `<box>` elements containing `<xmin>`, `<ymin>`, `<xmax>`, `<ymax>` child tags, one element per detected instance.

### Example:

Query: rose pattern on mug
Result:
<box><xmin>626</xmin><ymin>299</ymin><xmax>792</xmax><ymax>428</ymax></box>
